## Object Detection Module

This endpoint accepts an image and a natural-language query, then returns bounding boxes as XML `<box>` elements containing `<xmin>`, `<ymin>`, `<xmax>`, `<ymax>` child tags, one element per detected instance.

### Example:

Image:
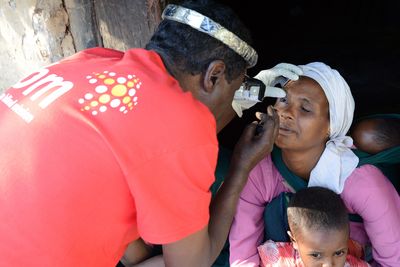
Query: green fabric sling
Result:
<box><xmin>353</xmin><ymin>146</ymin><xmax>400</xmax><ymax>194</ymax></box>
<box><xmin>264</xmin><ymin>146</ymin><xmax>361</xmax><ymax>242</ymax></box>
<box><xmin>268</xmin><ymin>146</ymin><xmax>362</xmax><ymax>228</ymax></box>
<box><xmin>353</xmin><ymin>113</ymin><xmax>400</xmax><ymax>194</ymax></box>
<box><xmin>263</xmin><ymin>191</ymin><xmax>292</xmax><ymax>242</ymax></box>
<box><xmin>211</xmin><ymin>146</ymin><xmax>232</xmax><ymax>267</ymax></box>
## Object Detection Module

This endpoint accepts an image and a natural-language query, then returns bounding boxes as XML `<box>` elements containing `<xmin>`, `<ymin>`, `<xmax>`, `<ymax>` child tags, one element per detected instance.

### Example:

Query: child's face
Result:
<box><xmin>292</xmin><ymin>226</ymin><xmax>348</xmax><ymax>267</ymax></box>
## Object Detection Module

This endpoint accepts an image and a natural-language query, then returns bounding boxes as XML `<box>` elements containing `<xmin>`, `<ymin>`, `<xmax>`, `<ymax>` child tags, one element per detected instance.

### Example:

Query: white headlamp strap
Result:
<box><xmin>161</xmin><ymin>4</ymin><xmax>258</xmax><ymax>68</ymax></box>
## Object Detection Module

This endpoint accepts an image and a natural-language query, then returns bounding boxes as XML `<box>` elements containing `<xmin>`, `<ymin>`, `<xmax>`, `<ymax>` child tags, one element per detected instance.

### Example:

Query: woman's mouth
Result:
<box><xmin>278</xmin><ymin>125</ymin><xmax>295</xmax><ymax>135</ymax></box>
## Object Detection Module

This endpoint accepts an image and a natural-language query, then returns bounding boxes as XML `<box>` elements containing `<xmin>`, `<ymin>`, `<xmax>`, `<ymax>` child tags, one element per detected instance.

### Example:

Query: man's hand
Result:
<box><xmin>121</xmin><ymin>238</ymin><xmax>156</xmax><ymax>267</ymax></box>
<box><xmin>232</xmin><ymin>63</ymin><xmax>303</xmax><ymax>117</ymax></box>
<box><xmin>229</xmin><ymin>105</ymin><xmax>279</xmax><ymax>181</ymax></box>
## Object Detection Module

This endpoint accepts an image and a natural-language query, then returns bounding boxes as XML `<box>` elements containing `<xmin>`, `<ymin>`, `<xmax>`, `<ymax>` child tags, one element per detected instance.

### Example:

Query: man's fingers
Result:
<box><xmin>260</xmin><ymin>106</ymin><xmax>279</xmax><ymax>139</ymax></box>
<box><xmin>270</xmin><ymin>106</ymin><xmax>280</xmax><ymax>139</ymax></box>
<box><xmin>241</xmin><ymin>121</ymin><xmax>259</xmax><ymax>141</ymax></box>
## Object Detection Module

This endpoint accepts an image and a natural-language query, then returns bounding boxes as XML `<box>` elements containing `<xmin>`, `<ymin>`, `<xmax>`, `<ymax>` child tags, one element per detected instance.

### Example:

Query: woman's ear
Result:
<box><xmin>326</xmin><ymin>123</ymin><xmax>331</xmax><ymax>138</ymax></box>
<box><xmin>203</xmin><ymin>60</ymin><xmax>226</xmax><ymax>93</ymax></box>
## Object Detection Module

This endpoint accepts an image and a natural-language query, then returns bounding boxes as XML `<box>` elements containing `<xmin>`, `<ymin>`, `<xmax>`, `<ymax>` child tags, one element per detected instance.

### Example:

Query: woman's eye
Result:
<box><xmin>278</xmin><ymin>97</ymin><xmax>287</xmax><ymax>103</ymax></box>
<box><xmin>301</xmin><ymin>107</ymin><xmax>311</xmax><ymax>112</ymax></box>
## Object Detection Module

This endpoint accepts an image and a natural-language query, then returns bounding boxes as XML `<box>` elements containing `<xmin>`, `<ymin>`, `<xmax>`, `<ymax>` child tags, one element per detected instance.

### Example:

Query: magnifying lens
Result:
<box><xmin>234</xmin><ymin>75</ymin><xmax>266</xmax><ymax>102</ymax></box>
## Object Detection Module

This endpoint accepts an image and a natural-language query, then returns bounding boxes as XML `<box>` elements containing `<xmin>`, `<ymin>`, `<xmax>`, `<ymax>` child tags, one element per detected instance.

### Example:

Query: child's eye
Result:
<box><xmin>309</xmin><ymin>252</ymin><xmax>321</xmax><ymax>259</ymax></box>
<box><xmin>335</xmin><ymin>250</ymin><xmax>346</xmax><ymax>256</ymax></box>
<box><xmin>301</xmin><ymin>107</ymin><xmax>310</xmax><ymax>112</ymax></box>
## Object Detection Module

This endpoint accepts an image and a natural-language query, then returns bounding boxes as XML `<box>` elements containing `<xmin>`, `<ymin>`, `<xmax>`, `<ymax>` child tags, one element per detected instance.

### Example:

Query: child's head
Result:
<box><xmin>287</xmin><ymin>186</ymin><xmax>349</xmax><ymax>267</ymax></box>
<box><xmin>351</xmin><ymin>117</ymin><xmax>400</xmax><ymax>154</ymax></box>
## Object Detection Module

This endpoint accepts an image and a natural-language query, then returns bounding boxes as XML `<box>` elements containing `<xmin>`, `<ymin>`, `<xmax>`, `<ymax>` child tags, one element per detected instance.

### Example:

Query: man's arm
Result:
<box><xmin>121</xmin><ymin>238</ymin><xmax>155</xmax><ymax>266</ymax></box>
<box><xmin>133</xmin><ymin>255</ymin><xmax>164</xmax><ymax>267</ymax></box>
<box><xmin>161</xmin><ymin>107</ymin><xmax>279</xmax><ymax>267</ymax></box>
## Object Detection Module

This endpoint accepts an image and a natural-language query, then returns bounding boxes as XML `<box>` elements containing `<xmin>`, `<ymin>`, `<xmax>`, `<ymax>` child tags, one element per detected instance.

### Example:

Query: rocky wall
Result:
<box><xmin>0</xmin><ymin>0</ymin><xmax>163</xmax><ymax>91</ymax></box>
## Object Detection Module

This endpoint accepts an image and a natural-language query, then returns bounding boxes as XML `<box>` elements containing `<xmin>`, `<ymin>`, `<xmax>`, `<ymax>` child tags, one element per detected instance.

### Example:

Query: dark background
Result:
<box><xmin>217</xmin><ymin>0</ymin><xmax>400</xmax><ymax>148</ymax></box>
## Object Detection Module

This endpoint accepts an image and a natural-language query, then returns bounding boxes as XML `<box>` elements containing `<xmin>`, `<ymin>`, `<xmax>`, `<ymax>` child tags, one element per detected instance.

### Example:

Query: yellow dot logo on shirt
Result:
<box><xmin>79</xmin><ymin>71</ymin><xmax>141</xmax><ymax>116</ymax></box>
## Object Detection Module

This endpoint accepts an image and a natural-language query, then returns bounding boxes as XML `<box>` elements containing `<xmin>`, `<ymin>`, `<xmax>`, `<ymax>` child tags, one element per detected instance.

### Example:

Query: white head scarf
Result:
<box><xmin>299</xmin><ymin>62</ymin><xmax>359</xmax><ymax>194</ymax></box>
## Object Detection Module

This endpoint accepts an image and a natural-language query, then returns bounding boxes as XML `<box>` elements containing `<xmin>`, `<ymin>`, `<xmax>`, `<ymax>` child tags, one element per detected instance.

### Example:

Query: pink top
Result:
<box><xmin>229</xmin><ymin>155</ymin><xmax>400</xmax><ymax>267</ymax></box>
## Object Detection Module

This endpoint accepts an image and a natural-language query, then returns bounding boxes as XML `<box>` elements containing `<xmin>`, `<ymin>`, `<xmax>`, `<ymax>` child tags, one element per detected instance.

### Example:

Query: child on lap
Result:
<box><xmin>258</xmin><ymin>187</ymin><xmax>370</xmax><ymax>267</ymax></box>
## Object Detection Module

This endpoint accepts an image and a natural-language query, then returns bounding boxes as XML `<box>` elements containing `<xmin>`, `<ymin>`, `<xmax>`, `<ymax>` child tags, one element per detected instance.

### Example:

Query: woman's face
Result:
<box><xmin>274</xmin><ymin>76</ymin><xmax>330</xmax><ymax>152</ymax></box>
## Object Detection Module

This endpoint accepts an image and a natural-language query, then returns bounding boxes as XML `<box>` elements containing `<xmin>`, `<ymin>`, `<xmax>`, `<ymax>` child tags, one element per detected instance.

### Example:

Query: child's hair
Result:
<box><xmin>287</xmin><ymin>186</ymin><xmax>349</xmax><ymax>236</ymax></box>
<box><xmin>351</xmin><ymin>117</ymin><xmax>400</xmax><ymax>154</ymax></box>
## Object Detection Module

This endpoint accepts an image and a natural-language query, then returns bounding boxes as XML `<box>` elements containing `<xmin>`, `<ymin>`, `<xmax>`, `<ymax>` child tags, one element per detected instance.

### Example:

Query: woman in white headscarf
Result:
<box><xmin>229</xmin><ymin>62</ymin><xmax>400</xmax><ymax>267</ymax></box>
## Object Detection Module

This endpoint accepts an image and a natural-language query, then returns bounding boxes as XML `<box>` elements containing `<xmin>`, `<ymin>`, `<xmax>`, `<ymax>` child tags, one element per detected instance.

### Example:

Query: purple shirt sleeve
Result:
<box><xmin>341</xmin><ymin>164</ymin><xmax>400</xmax><ymax>267</ymax></box>
<box><xmin>229</xmin><ymin>156</ymin><xmax>289</xmax><ymax>266</ymax></box>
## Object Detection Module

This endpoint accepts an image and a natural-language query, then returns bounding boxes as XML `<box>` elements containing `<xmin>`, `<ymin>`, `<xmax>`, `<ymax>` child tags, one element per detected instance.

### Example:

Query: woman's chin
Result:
<box><xmin>274</xmin><ymin>138</ymin><xmax>287</xmax><ymax>150</ymax></box>
<box><xmin>275</xmin><ymin>134</ymin><xmax>292</xmax><ymax>146</ymax></box>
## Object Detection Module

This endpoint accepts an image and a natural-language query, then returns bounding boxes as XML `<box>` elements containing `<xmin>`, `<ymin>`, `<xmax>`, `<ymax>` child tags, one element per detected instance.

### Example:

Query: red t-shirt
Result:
<box><xmin>0</xmin><ymin>48</ymin><xmax>218</xmax><ymax>266</ymax></box>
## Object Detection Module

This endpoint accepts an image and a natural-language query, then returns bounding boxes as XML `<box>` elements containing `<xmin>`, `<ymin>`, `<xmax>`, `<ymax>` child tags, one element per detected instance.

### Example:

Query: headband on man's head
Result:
<box><xmin>162</xmin><ymin>4</ymin><xmax>258</xmax><ymax>68</ymax></box>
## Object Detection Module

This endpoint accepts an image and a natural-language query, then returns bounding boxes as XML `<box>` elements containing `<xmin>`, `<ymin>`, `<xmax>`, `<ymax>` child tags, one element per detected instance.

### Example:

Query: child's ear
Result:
<box><xmin>287</xmin><ymin>231</ymin><xmax>299</xmax><ymax>250</ymax></box>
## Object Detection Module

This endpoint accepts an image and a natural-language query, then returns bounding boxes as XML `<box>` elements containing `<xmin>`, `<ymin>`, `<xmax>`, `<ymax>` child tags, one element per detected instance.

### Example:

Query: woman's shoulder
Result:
<box><xmin>250</xmin><ymin>155</ymin><xmax>282</xmax><ymax>181</ymax></box>
<box><xmin>346</xmin><ymin>164</ymin><xmax>389</xmax><ymax>187</ymax></box>
<box><xmin>341</xmin><ymin>164</ymin><xmax>397</xmax><ymax>204</ymax></box>
<box><xmin>246</xmin><ymin>155</ymin><xmax>287</xmax><ymax>194</ymax></box>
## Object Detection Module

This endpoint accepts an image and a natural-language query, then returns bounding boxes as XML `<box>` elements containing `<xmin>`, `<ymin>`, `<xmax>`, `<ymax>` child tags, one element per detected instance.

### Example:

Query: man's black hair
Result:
<box><xmin>145</xmin><ymin>0</ymin><xmax>253</xmax><ymax>82</ymax></box>
<box><xmin>287</xmin><ymin>186</ymin><xmax>349</xmax><ymax>236</ymax></box>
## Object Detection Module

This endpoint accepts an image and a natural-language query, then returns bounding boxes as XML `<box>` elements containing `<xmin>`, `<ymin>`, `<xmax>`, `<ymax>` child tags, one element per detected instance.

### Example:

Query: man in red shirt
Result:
<box><xmin>0</xmin><ymin>1</ymin><xmax>297</xmax><ymax>266</ymax></box>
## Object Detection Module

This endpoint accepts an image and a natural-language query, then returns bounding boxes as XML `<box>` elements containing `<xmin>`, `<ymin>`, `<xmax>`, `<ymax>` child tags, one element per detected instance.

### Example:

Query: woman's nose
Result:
<box><xmin>275</xmin><ymin>104</ymin><xmax>293</xmax><ymax>120</ymax></box>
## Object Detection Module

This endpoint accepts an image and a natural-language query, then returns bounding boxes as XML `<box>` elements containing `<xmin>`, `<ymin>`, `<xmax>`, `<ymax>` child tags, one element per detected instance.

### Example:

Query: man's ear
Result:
<box><xmin>287</xmin><ymin>231</ymin><xmax>299</xmax><ymax>250</ymax></box>
<box><xmin>203</xmin><ymin>60</ymin><xmax>226</xmax><ymax>93</ymax></box>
